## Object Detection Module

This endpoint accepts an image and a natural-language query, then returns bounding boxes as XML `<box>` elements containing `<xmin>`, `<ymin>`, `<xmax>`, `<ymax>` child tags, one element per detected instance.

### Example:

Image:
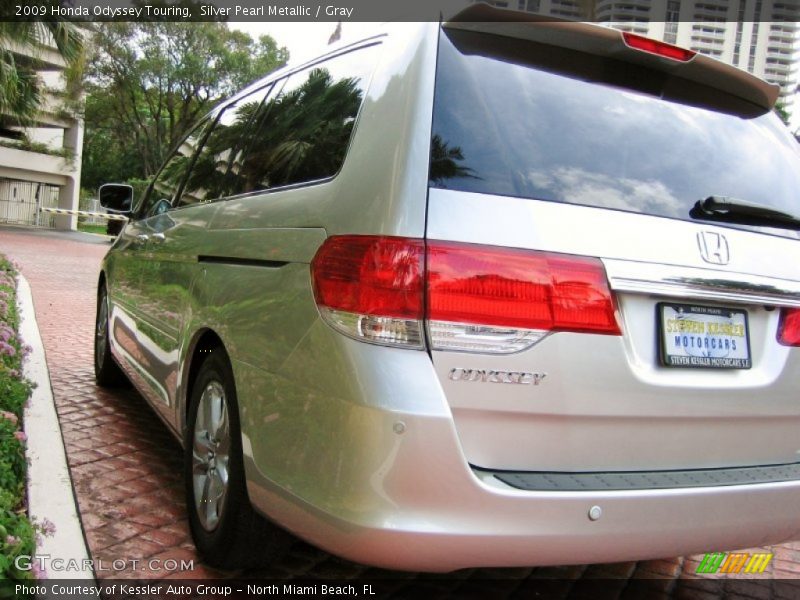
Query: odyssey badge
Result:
<box><xmin>448</xmin><ymin>368</ymin><xmax>547</xmax><ymax>385</ymax></box>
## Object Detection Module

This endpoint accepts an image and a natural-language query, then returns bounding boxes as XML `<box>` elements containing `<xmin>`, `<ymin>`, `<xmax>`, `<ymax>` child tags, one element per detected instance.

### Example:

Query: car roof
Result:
<box><xmin>224</xmin><ymin>30</ymin><xmax>388</xmax><ymax>109</ymax></box>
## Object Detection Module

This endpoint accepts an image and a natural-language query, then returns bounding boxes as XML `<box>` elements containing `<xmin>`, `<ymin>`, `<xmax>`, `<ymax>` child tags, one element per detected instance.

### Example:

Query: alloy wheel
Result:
<box><xmin>191</xmin><ymin>380</ymin><xmax>231</xmax><ymax>532</ymax></box>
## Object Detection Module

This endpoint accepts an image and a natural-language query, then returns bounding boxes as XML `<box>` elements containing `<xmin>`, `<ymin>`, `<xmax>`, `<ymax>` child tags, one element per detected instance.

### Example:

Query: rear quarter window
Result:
<box><xmin>208</xmin><ymin>43</ymin><xmax>380</xmax><ymax>199</ymax></box>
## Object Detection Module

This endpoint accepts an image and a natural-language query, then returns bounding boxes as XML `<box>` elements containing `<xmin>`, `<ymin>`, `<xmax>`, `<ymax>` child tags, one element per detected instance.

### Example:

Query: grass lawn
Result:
<box><xmin>77</xmin><ymin>222</ymin><xmax>108</xmax><ymax>235</ymax></box>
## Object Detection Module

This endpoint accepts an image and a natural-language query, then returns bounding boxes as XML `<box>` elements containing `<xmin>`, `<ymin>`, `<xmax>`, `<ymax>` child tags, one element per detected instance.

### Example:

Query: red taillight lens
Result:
<box><xmin>622</xmin><ymin>32</ymin><xmax>696</xmax><ymax>62</ymax></box>
<box><xmin>778</xmin><ymin>308</ymin><xmax>800</xmax><ymax>346</ymax></box>
<box><xmin>311</xmin><ymin>235</ymin><xmax>424</xmax><ymax>319</ymax></box>
<box><xmin>311</xmin><ymin>236</ymin><xmax>621</xmax><ymax>351</ymax></box>
<box><xmin>426</xmin><ymin>242</ymin><xmax>621</xmax><ymax>335</ymax></box>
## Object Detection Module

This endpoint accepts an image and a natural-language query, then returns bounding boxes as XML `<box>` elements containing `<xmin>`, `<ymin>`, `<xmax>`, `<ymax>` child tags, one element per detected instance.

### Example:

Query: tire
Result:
<box><xmin>185</xmin><ymin>347</ymin><xmax>290</xmax><ymax>569</ymax></box>
<box><xmin>94</xmin><ymin>284</ymin><xmax>128</xmax><ymax>387</ymax></box>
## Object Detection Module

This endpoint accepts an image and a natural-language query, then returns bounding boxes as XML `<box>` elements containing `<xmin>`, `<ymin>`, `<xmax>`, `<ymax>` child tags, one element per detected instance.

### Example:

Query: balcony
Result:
<box><xmin>0</xmin><ymin>145</ymin><xmax>74</xmax><ymax>180</ymax></box>
<box><xmin>768</xmin><ymin>39</ymin><xmax>797</xmax><ymax>51</ymax></box>
<box><xmin>608</xmin><ymin>22</ymin><xmax>649</xmax><ymax>35</ymax></box>
<box><xmin>771</xmin><ymin>4</ymin><xmax>800</xmax><ymax>21</ymax></box>
<box><xmin>7</xmin><ymin>40</ymin><xmax>67</xmax><ymax>72</ymax></box>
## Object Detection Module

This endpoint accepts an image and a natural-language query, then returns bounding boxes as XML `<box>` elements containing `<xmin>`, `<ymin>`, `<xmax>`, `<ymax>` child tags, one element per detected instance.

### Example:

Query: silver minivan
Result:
<box><xmin>96</xmin><ymin>7</ymin><xmax>800</xmax><ymax>571</ymax></box>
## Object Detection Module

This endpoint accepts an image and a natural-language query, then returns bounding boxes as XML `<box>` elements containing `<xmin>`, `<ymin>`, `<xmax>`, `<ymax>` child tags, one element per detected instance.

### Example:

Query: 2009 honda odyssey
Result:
<box><xmin>96</xmin><ymin>6</ymin><xmax>800</xmax><ymax>571</ymax></box>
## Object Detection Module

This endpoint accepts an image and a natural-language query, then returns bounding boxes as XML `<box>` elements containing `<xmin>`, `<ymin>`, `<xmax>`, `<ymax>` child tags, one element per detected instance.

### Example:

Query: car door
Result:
<box><xmin>106</xmin><ymin>212</ymin><xmax>158</xmax><ymax>370</ymax></box>
<box><xmin>139</xmin><ymin>86</ymin><xmax>283</xmax><ymax>427</ymax></box>
<box><xmin>113</xmin><ymin>118</ymin><xmax>217</xmax><ymax>426</ymax></box>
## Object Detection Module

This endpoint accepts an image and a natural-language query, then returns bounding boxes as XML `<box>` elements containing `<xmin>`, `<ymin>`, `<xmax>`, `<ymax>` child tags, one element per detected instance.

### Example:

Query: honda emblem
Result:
<box><xmin>696</xmin><ymin>231</ymin><xmax>730</xmax><ymax>265</ymax></box>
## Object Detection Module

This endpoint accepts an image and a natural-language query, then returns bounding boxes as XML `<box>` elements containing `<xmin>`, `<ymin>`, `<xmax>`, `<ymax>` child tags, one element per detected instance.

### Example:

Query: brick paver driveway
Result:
<box><xmin>2</xmin><ymin>225</ymin><xmax>799</xmax><ymax>598</ymax></box>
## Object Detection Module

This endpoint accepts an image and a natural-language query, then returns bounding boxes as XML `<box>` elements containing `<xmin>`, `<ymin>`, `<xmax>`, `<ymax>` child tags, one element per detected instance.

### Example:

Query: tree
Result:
<box><xmin>160</xmin><ymin>67</ymin><xmax>365</xmax><ymax>202</ymax></box>
<box><xmin>82</xmin><ymin>20</ymin><xmax>288</xmax><ymax>189</ymax></box>
<box><xmin>81</xmin><ymin>91</ymin><xmax>146</xmax><ymax>188</ymax></box>
<box><xmin>0</xmin><ymin>21</ymin><xmax>84</xmax><ymax>127</ymax></box>
<box><xmin>774</xmin><ymin>102</ymin><xmax>791</xmax><ymax>127</ymax></box>
<box><xmin>429</xmin><ymin>134</ymin><xmax>477</xmax><ymax>186</ymax></box>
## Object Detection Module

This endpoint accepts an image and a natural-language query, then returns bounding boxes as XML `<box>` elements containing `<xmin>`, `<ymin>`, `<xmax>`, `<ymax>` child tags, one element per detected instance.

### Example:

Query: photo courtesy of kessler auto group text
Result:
<box><xmin>4</xmin><ymin>0</ymin><xmax>800</xmax><ymax>598</ymax></box>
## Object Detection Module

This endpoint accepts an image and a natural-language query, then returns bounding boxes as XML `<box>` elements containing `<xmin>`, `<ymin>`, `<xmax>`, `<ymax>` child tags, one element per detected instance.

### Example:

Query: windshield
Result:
<box><xmin>430</xmin><ymin>28</ymin><xmax>800</xmax><ymax>239</ymax></box>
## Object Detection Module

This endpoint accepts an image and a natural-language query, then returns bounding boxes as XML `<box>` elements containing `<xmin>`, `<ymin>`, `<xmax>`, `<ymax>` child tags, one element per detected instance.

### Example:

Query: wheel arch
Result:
<box><xmin>180</xmin><ymin>328</ymin><xmax>228</xmax><ymax>436</ymax></box>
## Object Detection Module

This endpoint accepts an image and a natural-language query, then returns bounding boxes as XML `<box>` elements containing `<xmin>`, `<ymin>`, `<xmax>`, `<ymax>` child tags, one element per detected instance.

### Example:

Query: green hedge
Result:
<box><xmin>0</xmin><ymin>257</ymin><xmax>41</xmax><ymax>582</ymax></box>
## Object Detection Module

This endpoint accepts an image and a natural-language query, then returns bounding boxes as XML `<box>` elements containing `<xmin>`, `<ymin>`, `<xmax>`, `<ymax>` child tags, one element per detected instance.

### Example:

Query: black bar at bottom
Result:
<box><xmin>487</xmin><ymin>461</ymin><xmax>800</xmax><ymax>491</ymax></box>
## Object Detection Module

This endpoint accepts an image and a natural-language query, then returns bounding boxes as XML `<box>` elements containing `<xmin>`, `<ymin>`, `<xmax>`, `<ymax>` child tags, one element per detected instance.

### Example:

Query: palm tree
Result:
<box><xmin>429</xmin><ymin>134</ymin><xmax>478</xmax><ymax>186</ymax></box>
<box><xmin>0</xmin><ymin>21</ymin><xmax>84</xmax><ymax>127</ymax></box>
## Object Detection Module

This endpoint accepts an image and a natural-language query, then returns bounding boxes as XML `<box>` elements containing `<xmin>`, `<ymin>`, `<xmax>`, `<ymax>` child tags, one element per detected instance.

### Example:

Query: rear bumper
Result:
<box><xmin>238</xmin><ymin>328</ymin><xmax>800</xmax><ymax>572</ymax></box>
<box><xmin>245</xmin><ymin>412</ymin><xmax>800</xmax><ymax>572</ymax></box>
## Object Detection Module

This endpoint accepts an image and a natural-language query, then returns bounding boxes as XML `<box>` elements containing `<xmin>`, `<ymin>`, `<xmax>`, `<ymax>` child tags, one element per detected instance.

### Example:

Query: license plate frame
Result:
<box><xmin>657</xmin><ymin>303</ymin><xmax>752</xmax><ymax>369</ymax></box>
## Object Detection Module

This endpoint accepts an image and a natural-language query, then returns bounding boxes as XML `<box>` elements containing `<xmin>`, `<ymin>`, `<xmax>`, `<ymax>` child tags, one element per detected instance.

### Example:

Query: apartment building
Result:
<box><xmin>0</xmin><ymin>34</ymin><xmax>83</xmax><ymax>230</ymax></box>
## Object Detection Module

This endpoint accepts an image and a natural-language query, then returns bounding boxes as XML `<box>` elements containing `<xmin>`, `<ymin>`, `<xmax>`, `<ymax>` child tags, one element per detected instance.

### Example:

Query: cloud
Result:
<box><xmin>525</xmin><ymin>167</ymin><xmax>684</xmax><ymax>216</ymax></box>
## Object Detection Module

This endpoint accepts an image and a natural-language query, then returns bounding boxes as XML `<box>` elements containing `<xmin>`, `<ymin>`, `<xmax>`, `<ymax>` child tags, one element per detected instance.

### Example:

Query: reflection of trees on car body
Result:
<box><xmin>143</xmin><ymin>67</ymin><xmax>364</xmax><ymax>217</ymax></box>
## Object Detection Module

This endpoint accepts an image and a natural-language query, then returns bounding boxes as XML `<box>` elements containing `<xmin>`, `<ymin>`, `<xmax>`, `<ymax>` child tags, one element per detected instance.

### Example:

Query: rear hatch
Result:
<box><xmin>426</xmin><ymin>17</ymin><xmax>800</xmax><ymax>473</ymax></box>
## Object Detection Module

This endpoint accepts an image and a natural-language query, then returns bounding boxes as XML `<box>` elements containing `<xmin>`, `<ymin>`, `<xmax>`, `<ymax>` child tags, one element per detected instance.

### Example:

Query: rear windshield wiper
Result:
<box><xmin>690</xmin><ymin>196</ymin><xmax>800</xmax><ymax>231</ymax></box>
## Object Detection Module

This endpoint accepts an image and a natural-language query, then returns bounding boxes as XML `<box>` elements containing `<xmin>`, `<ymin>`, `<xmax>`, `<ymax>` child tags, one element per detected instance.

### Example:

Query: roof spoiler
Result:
<box><xmin>445</xmin><ymin>3</ymin><xmax>780</xmax><ymax>111</ymax></box>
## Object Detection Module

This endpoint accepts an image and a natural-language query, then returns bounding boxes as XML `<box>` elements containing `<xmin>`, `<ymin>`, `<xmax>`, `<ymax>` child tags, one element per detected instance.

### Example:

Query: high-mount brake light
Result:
<box><xmin>778</xmin><ymin>308</ymin><xmax>800</xmax><ymax>347</ymax></box>
<box><xmin>622</xmin><ymin>32</ymin><xmax>697</xmax><ymax>62</ymax></box>
<box><xmin>311</xmin><ymin>236</ymin><xmax>621</xmax><ymax>353</ymax></box>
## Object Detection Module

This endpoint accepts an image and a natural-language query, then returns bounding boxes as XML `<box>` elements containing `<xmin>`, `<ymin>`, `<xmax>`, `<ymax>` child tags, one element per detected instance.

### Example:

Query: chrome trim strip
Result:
<box><xmin>603</xmin><ymin>259</ymin><xmax>800</xmax><ymax>308</ymax></box>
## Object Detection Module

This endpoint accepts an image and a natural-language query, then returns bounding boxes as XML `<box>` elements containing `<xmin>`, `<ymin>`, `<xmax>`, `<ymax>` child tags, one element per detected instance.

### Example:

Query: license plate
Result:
<box><xmin>658</xmin><ymin>303</ymin><xmax>751</xmax><ymax>369</ymax></box>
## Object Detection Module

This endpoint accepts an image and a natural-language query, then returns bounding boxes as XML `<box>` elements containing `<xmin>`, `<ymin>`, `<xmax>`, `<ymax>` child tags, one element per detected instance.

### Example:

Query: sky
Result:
<box><xmin>230</xmin><ymin>22</ymin><xmax>378</xmax><ymax>64</ymax></box>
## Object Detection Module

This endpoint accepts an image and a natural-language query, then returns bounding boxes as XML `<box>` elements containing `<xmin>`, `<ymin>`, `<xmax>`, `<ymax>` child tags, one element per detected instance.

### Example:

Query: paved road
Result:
<box><xmin>1</xmin><ymin>226</ymin><xmax>797</xmax><ymax>598</ymax></box>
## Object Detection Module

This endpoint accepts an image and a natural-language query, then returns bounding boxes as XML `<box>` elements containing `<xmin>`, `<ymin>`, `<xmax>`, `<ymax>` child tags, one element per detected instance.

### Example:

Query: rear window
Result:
<box><xmin>430</xmin><ymin>28</ymin><xmax>800</xmax><ymax>239</ymax></box>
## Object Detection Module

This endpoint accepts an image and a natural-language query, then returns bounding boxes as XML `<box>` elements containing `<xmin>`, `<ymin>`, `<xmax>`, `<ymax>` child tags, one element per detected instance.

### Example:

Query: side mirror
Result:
<box><xmin>99</xmin><ymin>184</ymin><xmax>133</xmax><ymax>214</ymax></box>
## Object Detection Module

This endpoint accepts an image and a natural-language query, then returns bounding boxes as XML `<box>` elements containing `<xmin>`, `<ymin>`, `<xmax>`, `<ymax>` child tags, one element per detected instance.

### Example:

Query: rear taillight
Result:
<box><xmin>622</xmin><ymin>32</ymin><xmax>696</xmax><ymax>62</ymax></box>
<box><xmin>778</xmin><ymin>308</ymin><xmax>800</xmax><ymax>346</ymax></box>
<box><xmin>311</xmin><ymin>236</ymin><xmax>621</xmax><ymax>353</ymax></box>
<box><xmin>426</xmin><ymin>242</ymin><xmax>620</xmax><ymax>353</ymax></box>
<box><xmin>311</xmin><ymin>236</ymin><xmax>425</xmax><ymax>348</ymax></box>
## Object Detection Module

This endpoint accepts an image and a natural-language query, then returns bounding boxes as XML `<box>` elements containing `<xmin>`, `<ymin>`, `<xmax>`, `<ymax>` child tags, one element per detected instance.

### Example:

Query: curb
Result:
<box><xmin>17</xmin><ymin>274</ymin><xmax>95</xmax><ymax>582</ymax></box>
